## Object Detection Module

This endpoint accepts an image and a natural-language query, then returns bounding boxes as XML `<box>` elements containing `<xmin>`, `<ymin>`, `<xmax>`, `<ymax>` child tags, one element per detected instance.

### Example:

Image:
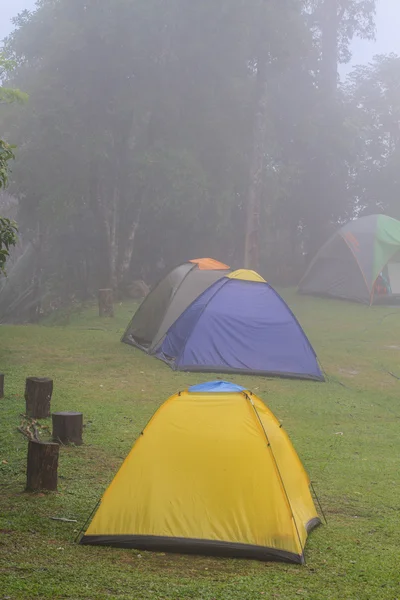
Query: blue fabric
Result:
<box><xmin>156</xmin><ymin>279</ymin><xmax>323</xmax><ymax>380</ymax></box>
<box><xmin>189</xmin><ymin>381</ymin><xmax>245</xmax><ymax>393</ymax></box>
<box><xmin>158</xmin><ymin>278</ymin><xmax>226</xmax><ymax>359</ymax></box>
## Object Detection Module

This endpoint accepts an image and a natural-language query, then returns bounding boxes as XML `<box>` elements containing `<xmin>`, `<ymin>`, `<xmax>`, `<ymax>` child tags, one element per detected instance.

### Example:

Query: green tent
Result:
<box><xmin>299</xmin><ymin>214</ymin><xmax>400</xmax><ymax>305</ymax></box>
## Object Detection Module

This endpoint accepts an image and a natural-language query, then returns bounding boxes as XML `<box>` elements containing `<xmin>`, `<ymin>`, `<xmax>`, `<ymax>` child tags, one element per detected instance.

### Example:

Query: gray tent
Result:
<box><xmin>121</xmin><ymin>258</ymin><xmax>230</xmax><ymax>352</ymax></box>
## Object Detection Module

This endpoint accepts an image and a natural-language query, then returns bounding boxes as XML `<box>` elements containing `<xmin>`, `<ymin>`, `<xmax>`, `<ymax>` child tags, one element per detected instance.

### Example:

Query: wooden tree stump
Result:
<box><xmin>52</xmin><ymin>412</ymin><xmax>83</xmax><ymax>445</ymax></box>
<box><xmin>25</xmin><ymin>377</ymin><xmax>53</xmax><ymax>419</ymax></box>
<box><xmin>26</xmin><ymin>439</ymin><xmax>59</xmax><ymax>492</ymax></box>
<box><xmin>0</xmin><ymin>373</ymin><xmax>4</xmax><ymax>399</ymax></box>
<box><xmin>98</xmin><ymin>288</ymin><xmax>114</xmax><ymax>317</ymax></box>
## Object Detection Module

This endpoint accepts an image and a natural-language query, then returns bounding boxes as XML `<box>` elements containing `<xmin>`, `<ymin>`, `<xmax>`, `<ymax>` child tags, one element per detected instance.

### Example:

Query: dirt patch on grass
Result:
<box><xmin>338</xmin><ymin>368</ymin><xmax>360</xmax><ymax>377</ymax></box>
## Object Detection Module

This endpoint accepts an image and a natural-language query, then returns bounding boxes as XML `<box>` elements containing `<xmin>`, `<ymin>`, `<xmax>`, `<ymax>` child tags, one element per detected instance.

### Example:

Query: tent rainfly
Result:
<box><xmin>154</xmin><ymin>270</ymin><xmax>323</xmax><ymax>381</ymax></box>
<box><xmin>79</xmin><ymin>381</ymin><xmax>321</xmax><ymax>563</ymax></box>
<box><xmin>121</xmin><ymin>258</ymin><xmax>230</xmax><ymax>352</ymax></box>
<box><xmin>299</xmin><ymin>214</ymin><xmax>400</xmax><ymax>304</ymax></box>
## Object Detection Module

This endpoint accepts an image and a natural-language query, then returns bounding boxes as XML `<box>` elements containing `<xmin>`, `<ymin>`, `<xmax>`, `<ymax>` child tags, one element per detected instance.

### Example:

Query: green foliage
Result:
<box><xmin>305</xmin><ymin>0</ymin><xmax>377</xmax><ymax>63</ymax></box>
<box><xmin>1</xmin><ymin>296</ymin><xmax>400</xmax><ymax>598</ymax></box>
<box><xmin>0</xmin><ymin>52</ymin><xmax>27</xmax><ymax>168</ymax></box>
<box><xmin>0</xmin><ymin>53</ymin><xmax>28</xmax><ymax>113</ymax></box>
<box><xmin>0</xmin><ymin>216</ymin><xmax>18</xmax><ymax>274</ymax></box>
<box><xmin>0</xmin><ymin>53</ymin><xmax>23</xmax><ymax>270</ymax></box>
<box><xmin>0</xmin><ymin>139</ymin><xmax>16</xmax><ymax>190</ymax></box>
<box><xmin>0</xmin><ymin>53</ymin><xmax>20</xmax><ymax>192</ymax></box>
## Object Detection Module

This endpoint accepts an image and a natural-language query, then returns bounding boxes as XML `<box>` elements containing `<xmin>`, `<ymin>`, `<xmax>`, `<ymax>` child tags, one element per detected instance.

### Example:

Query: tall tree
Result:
<box><xmin>0</xmin><ymin>53</ymin><xmax>25</xmax><ymax>273</ymax></box>
<box><xmin>294</xmin><ymin>0</ymin><xmax>377</xmax><ymax>259</ymax></box>
<box><xmin>1</xmin><ymin>0</ymin><xmax>390</xmax><ymax>320</ymax></box>
<box><xmin>244</xmin><ymin>0</ymin><xmax>313</xmax><ymax>269</ymax></box>
<box><xmin>346</xmin><ymin>54</ymin><xmax>400</xmax><ymax>218</ymax></box>
<box><xmin>5</xmin><ymin>0</ymin><xmax>256</xmax><ymax>291</ymax></box>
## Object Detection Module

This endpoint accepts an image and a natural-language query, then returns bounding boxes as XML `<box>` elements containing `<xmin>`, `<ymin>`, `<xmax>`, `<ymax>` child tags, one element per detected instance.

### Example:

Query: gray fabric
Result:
<box><xmin>388</xmin><ymin>261</ymin><xmax>400</xmax><ymax>294</ymax></box>
<box><xmin>122</xmin><ymin>264</ymin><xmax>229</xmax><ymax>351</ymax></box>
<box><xmin>152</xmin><ymin>269</ymin><xmax>228</xmax><ymax>350</ymax></box>
<box><xmin>299</xmin><ymin>234</ymin><xmax>370</xmax><ymax>303</ymax></box>
<box><xmin>122</xmin><ymin>263</ymin><xmax>193</xmax><ymax>349</ymax></box>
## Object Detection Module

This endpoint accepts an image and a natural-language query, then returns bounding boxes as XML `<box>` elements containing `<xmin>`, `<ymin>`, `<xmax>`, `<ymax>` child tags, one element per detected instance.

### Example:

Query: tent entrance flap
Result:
<box><xmin>388</xmin><ymin>261</ymin><xmax>400</xmax><ymax>294</ymax></box>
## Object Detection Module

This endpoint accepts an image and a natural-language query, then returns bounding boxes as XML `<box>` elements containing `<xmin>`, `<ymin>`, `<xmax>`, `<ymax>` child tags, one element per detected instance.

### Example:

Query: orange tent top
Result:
<box><xmin>189</xmin><ymin>258</ymin><xmax>230</xmax><ymax>270</ymax></box>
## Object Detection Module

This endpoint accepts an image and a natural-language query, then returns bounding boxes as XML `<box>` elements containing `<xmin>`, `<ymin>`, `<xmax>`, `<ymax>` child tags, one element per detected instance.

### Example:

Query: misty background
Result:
<box><xmin>3</xmin><ymin>0</ymin><xmax>400</xmax><ymax>69</ymax></box>
<box><xmin>0</xmin><ymin>0</ymin><xmax>400</xmax><ymax>322</ymax></box>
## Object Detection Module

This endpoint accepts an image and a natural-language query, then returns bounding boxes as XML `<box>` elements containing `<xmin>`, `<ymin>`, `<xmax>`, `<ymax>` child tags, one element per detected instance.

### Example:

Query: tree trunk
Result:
<box><xmin>305</xmin><ymin>0</ymin><xmax>339</xmax><ymax>259</ymax></box>
<box><xmin>244</xmin><ymin>61</ymin><xmax>268</xmax><ymax>271</ymax></box>
<box><xmin>108</xmin><ymin>186</ymin><xmax>119</xmax><ymax>290</ymax></box>
<box><xmin>320</xmin><ymin>0</ymin><xmax>339</xmax><ymax>98</ymax></box>
<box><xmin>89</xmin><ymin>165</ymin><xmax>119</xmax><ymax>293</ymax></box>
<box><xmin>108</xmin><ymin>110</ymin><xmax>135</xmax><ymax>291</ymax></box>
<box><xmin>0</xmin><ymin>373</ymin><xmax>4</xmax><ymax>399</ymax></box>
<box><xmin>116</xmin><ymin>209</ymin><xmax>143</xmax><ymax>287</ymax></box>
<box><xmin>29</xmin><ymin>230</ymin><xmax>44</xmax><ymax>323</ymax></box>
<box><xmin>25</xmin><ymin>377</ymin><xmax>53</xmax><ymax>419</ymax></box>
<box><xmin>98</xmin><ymin>288</ymin><xmax>114</xmax><ymax>317</ymax></box>
<box><xmin>52</xmin><ymin>412</ymin><xmax>83</xmax><ymax>445</ymax></box>
<box><xmin>26</xmin><ymin>440</ymin><xmax>59</xmax><ymax>492</ymax></box>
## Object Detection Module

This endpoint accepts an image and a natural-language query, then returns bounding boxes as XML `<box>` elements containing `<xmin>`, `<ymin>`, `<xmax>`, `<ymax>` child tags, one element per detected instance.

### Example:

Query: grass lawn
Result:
<box><xmin>0</xmin><ymin>292</ymin><xmax>399</xmax><ymax>599</ymax></box>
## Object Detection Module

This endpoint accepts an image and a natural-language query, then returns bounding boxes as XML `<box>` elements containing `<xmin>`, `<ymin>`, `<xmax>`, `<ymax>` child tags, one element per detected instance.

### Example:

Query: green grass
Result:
<box><xmin>1</xmin><ymin>292</ymin><xmax>400</xmax><ymax>599</ymax></box>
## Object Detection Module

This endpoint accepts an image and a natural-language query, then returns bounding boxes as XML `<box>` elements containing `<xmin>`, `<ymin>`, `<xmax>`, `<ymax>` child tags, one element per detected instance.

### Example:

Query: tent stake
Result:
<box><xmin>310</xmin><ymin>481</ymin><xmax>328</xmax><ymax>525</ymax></box>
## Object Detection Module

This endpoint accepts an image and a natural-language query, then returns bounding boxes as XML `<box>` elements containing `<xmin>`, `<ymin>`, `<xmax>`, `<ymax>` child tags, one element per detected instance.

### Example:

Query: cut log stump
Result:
<box><xmin>0</xmin><ymin>373</ymin><xmax>4</xmax><ymax>399</ymax></box>
<box><xmin>52</xmin><ymin>412</ymin><xmax>83</xmax><ymax>445</ymax></box>
<box><xmin>26</xmin><ymin>439</ymin><xmax>59</xmax><ymax>492</ymax></box>
<box><xmin>98</xmin><ymin>288</ymin><xmax>114</xmax><ymax>317</ymax></box>
<box><xmin>25</xmin><ymin>377</ymin><xmax>53</xmax><ymax>419</ymax></box>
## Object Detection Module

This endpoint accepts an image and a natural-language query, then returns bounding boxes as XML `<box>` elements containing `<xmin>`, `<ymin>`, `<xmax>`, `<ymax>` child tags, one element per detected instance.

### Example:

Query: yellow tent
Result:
<box><xmin>80</xmin><ymin>381</ymin><xmax>320</xmax><ymax>563</ymax></box>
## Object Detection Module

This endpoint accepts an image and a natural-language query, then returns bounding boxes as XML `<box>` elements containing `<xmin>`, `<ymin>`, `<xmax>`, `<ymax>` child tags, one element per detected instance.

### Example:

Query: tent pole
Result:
<box><xmin>74</xmin><ymin>498</ymin><xmax>101</xmax><ymax>543</ymax></box>
<box><xmin>310</xmin><ymin>481</ymin><xmax>328</xmax><ymax>524</ymax></box>
<box><xmin>244</xmin><ymin>393</ymin><xmax>306</xmax><ymax>563</ymax></box>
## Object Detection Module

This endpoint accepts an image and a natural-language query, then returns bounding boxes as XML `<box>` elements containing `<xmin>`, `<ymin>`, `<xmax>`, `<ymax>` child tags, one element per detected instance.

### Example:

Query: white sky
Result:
<box><xmin>0</xmin><ymin>0</ymin><xmax>36</xmax><ymax>41</ymax></box>
<box><xmin>348</xmin><ymin>0</ymin><xmax>400</xmax><ymax>68</ymax></box>
<box><xmin>0</xmin><ymin>0</ymin><xmax>399</xmax><ymax>66</ymax></box>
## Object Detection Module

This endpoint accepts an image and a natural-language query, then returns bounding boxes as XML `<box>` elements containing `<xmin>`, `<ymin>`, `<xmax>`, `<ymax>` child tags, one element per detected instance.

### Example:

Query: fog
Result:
<box><xmin>344</xmin><ymin>0</ymin><xmax>400</xmax><ymax>72</ymax></box>
<box><xmin>3</xmin><ymin>0</ymin><xmax>400</xmax><ymax>65</ymax></box>
<box><xmin>0</xmin><ymin>0</ymin><xmax>400</xmax><ymax>322</ymax></box>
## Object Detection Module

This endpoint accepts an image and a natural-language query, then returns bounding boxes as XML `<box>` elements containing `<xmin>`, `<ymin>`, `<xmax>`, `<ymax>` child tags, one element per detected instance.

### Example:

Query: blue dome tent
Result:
<box><xmin>154</xmin><ymin>270</ymin><xmax>323</xmax><ymax>381</ymax></box>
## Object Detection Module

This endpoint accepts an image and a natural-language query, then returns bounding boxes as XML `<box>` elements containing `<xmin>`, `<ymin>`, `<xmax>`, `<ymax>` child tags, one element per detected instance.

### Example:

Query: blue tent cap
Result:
<box><xmin>188</xmin><ymin>381</ymin><xmax>246</xmax><ymax>393</ymax></box>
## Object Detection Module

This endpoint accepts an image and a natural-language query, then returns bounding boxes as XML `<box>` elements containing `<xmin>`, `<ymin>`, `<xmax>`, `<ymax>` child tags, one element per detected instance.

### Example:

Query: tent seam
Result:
<box><xmin>244</xmin><ymin>392</ymin><xmax>305</xmax><ymax>562</ymax></box>
<box><xmin>173</xmin><ymin>278</ymin><xmax>230</xmax><ymax>367</ymax></box>
<box><xmin>150</xmin><ymin>263</ymin><xmax>198</xmax><ymax>351</ymax></box>
<box><xmin>339</xmin><ymin>232</ymin><xmax>372</xmax><ymax>304</ymax></box>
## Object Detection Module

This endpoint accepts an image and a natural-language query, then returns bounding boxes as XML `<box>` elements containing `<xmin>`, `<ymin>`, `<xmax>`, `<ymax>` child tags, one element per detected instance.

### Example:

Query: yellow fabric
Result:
<box><xmin>85</xmin><ymin>390</ymin><xmax>318</xmax><ymax>557</ymax></box>
<box><xmin>228</xmin><ymin>269</ymin><xmax>266</xmax><ymax>282</ymax></box>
